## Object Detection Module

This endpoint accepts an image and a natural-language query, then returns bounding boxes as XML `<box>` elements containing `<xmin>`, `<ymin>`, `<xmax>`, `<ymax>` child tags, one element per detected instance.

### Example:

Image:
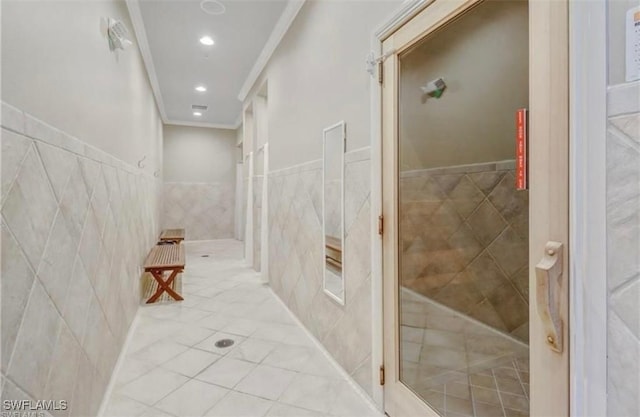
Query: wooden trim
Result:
<box><xmin>529</xmin><ymin>0</ymin><xmax>570</xmax><ymax>415</ymax></box>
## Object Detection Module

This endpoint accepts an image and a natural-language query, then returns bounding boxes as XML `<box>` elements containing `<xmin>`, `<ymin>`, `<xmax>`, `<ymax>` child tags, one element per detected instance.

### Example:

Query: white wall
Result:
<box><xmin>162</xmin><ymin>125</ymin><xmax>237</xmax><ymax>240</ymax></box>
<box><xmin>247</xmin><ymin>0</ymin><xmax>402</xmax><ymax>170</ymax></box>
<box><xmin>399</xmin><ymin>0</ymin><xmax>528</xmax><ymax>170</ymax></box>
<box><xmin>1</xmin><ymin>0</ymin><xmax>163</xmax><ymax>174</ymax></box>
<box><xmin>163</xmin><ymin>125</ymin><xmax>237</xmax><ymax>183</ymax></box>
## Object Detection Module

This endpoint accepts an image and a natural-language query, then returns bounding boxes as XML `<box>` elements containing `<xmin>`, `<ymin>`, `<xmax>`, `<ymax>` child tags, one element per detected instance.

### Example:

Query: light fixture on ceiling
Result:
<box><xmin>193</xmin><ymin>112</ymin><xmax>203</xmax><ymax>117</ymax></box>
<box><xmin>199</xmin><ymin>36</ymin><xmax>214</xmax><ymax>46</ymax></box>
<box><xmin>195</xmin><ymin>85</ymin><xmax>207</xmax><ymax>92</ymax></box>
<box><xmin>201</xmin><ymin>0</ymin><xmax>226</xmax><ymax>15</ymax></box>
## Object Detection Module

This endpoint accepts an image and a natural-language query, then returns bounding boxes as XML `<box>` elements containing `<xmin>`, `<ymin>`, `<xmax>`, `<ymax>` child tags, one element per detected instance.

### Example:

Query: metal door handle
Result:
<box><xmin>535</xmin><ymin>241</ymin><xmax>564</xmax><ymax>353</ymax></box>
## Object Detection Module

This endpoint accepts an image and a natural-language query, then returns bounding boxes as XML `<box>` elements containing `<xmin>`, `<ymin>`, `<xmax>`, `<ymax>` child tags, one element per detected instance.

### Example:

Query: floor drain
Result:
<box><xmin>214</xmin><ymin>339</ymin><xmax>234</xmax><ymax>348</ymax></box>
<box><xmin>201</xmin><ymin>255</ymin><xmax>209</xmax><ymax>257</ymax></box>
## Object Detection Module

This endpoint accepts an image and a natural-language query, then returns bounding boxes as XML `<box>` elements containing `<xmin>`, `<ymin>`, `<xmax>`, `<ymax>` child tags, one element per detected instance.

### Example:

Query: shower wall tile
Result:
<box><xmin>399</xmin><ymin>161</ymin><xmax>529</xmax><ymax>341</ymax></box>
<box><xmin>1</xmin><ymin>103</ymin><xmax>161</xmax><ymax>417</ymax></box>
<box><xmin>606</xmin><ymin>99</ymin><xmax>640</xmax><ymax>417</ymax></box>
<box><xmin>1</xmin><ymin>129</ymin><xmax>31</xmax><ymax>203</ymax></box>
<box><xmin>253</xmin><ymin>175</ymin><xmax>263</xmax><ymax>271</ymax></box>
<box><xmin>268</xmin><ymin>148</ymin><xmax>373</xmax><ymax>398</ymax></box>
<box><xmin>162</xmin><ymin>181</ymin><xmax>234</xmax><ymax>241</ymax></box>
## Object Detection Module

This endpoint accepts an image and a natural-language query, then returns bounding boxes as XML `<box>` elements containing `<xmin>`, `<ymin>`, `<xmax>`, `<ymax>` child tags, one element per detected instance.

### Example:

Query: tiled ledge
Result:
<box><xmin>163</xmin><ymin>181</ymin><xmax>234</xmax><ymax>185</ymax></box>
<box><xmin>400</xmin><ymin>159</ymin><xmax>515</xmax><ymax>178</ymax></box>
<box><xmin>269</xmin><ymin>146</ymin><xmax>371</xmax><ymax>177</ymax></box>
<box><xmin>608</xmin><ymin>81</ymin><xmax>640</xmax><ymax>117</ymax></box>
<box><xmin>345</xmin><ymin>146</ymin><xmax>371</xmax><ymax>163</ymax></box>
<box><xmin>269</xmin><ymin>159</ymin><xmax>322</xmax><ymax>177</ymax></box>
<box><xmin>1</xmin><ymin>101</ymin><xmax>159</xmax><ymax>181</ymax></box>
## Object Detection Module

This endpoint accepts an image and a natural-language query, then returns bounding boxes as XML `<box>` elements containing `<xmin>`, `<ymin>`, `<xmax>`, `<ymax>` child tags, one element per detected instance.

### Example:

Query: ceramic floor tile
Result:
<box><xmin>262</xmin><ymin>344</ymin><xmax>316</xmax><ymax>372</ymax></box>
<box><xmin>227</xmin><ymin>338</ymin><xmax>278</xmax><ymax>363</ymax></box>
<box><xmin>234</xmin><ymin>364</ymin><xmax>297</xmax><ymax>400</ymax></box>
<box><xmin>251</xmin><ymin>323</ymin><xmax>301</xmax><ymax>343</ymax></box>
<box><xmin>118</xmin><ymin>368</ymin><xmax>189</xmax><ymax>406</ymax></box>
<box><xmin>265</xmin><ymin>403</ymin><xmax>326</xmax><ymax>417</ymax></box>
<box><xmin>299</xmin><ymin>353</ymin><xmax>343</xmax><ymax>379</ymax></box>
<box><xmin>128</xmin><ymin>340</ymin><xmax>190</xmax><ymax>365</ymax></box>
<box><xmin>103</xmin><ymin>393</ymin><xmax>148</xmax><ymax>417</ymax></box>
<box><xmin>114</xmin><ymin>358</ymin><xmax>156</xmax><ymax>388</ymax></box>
<box><xmin>104</xmin><ymin>240</ymin><xmax>378</xmax><ymax>417</ymax></box>
<box><xmin>194</xmin><ymin>357</ymin><xmax>256</xmax><ymax>388</ymax></box>
<box><xmin>204</xmin><ymin>391</ymin><xmax>274</xmax><ymax>417</ymax></box>
<box><xmin>165</xmin><ymin>325</ymin><xmax>216</xmax><ymax>347</ymax></box>
<box><xmin>194</xmin><ymin>331</ymin><xmax>247</xmax><ymax>355</ymax></box>
<box><xmin>155</xmin><ymin>379</ymin><xmax>229</xmax><ymax>417</ymax></box>
<box><xmin>196</xmin><ymin>313</ymin><xmax>239</xmax><ymax>331</ymax></box>
<box><xmin>279</xmin><ymin>374</ymin><xmax>335</xmax><ymax>414</ymax></box>
<box><xmin>329</xmin><ymin>380</ymin><xmax>381</xmax><ymax>417</ymax></box>
<box><xmin>160</xmin><ymin>348</ymin><xmax>221</xmax><ymax>377</ymax></box>
<box><xmin>139</xmin><ymin>407</ymin><xmax>176</xmax><ymax>417</ymax></box>
<box><xmin>221</xmin><ymin>318</ymin><xmax>264</xmax><ymax>337</ymax></box>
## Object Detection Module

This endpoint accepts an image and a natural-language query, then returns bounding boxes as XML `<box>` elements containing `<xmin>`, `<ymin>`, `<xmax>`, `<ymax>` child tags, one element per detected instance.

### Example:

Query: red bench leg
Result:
<box><xmin>146</xmin><ymin>269</ymin><xmax>184</xmax><ymax>303</ymax></box>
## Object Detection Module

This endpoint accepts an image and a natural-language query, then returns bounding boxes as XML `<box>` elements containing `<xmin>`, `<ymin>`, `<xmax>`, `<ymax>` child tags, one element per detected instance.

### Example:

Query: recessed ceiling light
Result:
<box><xmin>195</xmin><ymin>85</ymin><xmax>207</xmax><ymax>92</ymax></box>
<box><xmin>193</xmin><ymin>112</ymin><xmax>202</xmax><ymax>117</ymax></box>
<box><xmin>199</xmin><ymin>36</ymin><xmax>214</xmax><ymax>46</ymax></box>
<box><xmin>201</xmin><ymin>0</ymin><xmax>226</xmax><ymax>15</ymax></box>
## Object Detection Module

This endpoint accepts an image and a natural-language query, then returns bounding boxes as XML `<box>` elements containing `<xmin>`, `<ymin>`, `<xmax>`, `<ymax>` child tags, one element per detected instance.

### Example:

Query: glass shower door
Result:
<box><xmin>382</xmin><ymin>1</ymin><xmax>570</xmax><ymax>416</ymax></box>
<box><xmin>381</xmin><ymin>0</ymin><xmax>541</xmax><ymax>415</ymax></box>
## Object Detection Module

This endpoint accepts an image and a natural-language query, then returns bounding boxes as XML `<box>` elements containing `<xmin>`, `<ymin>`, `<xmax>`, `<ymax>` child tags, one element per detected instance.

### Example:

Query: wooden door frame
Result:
<box><xmin>369</xmin><ymin>0</ymin><xmax>581</xmax><ymax>415</ymax></box>
<box><xmin>568</xmin><ymin>0</ymin><xmax>608</xmax><ymax>415</ymax></box>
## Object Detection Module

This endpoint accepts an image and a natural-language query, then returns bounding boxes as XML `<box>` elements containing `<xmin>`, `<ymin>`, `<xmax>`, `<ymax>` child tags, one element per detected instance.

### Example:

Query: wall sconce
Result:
<box><xmin>421</xmin><ymin>77</ymin><xmax>446</xmax><ymax>98</ymax></box>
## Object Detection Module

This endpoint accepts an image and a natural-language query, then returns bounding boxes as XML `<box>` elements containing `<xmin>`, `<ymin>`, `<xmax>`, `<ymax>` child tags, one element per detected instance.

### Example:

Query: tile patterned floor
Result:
<box><xmin>400</xmin><ymin>288</ymin><xmax>530</xmax><ymax>417</ymax></box>
<box><xmin>103</xmin><ymin>240</ymin><xmax>380</xmax><ymax>417</ymax></box>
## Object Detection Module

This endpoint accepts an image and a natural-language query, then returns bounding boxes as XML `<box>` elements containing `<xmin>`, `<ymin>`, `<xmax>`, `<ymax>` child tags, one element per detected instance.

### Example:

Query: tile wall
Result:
<box><xmin>253</xmin><ymin>175</ymin><xmax>263</xmax><ymax>271</ymax></box>
<box><xmin>399</xmin><ymin>161</ymin><xmax>529</xmax><ymax>342</ymax></box>
<box><xmin>267</xmin><ymin>147</ymin><xmax>373</xmax><ymax>397</ymax></box>
<box><xmin>606</xmin><ymin>84</ymin><xmax>640</xmax><ymax>417</ymax></box>
<box><xmin>162</xmin><ymin>182</ymin><xmax>234</xmax><ymax>241</ymax></box>
<box><xmin>1</xmin><ymin>102</ymin><xmax>161</xmax><ymax>416</ymax></box>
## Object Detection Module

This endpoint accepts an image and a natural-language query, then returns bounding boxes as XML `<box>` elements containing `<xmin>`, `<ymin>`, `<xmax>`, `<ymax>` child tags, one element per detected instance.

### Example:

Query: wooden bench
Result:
<box><xmin>325</xmin><ymin>235</ymin><xmax>342</xmax><ymax>271</ymax></box>
<box><xmin>143</xmin><ymin>244</ymin><xmax>185</xmax><ymax>303</ymax></box>
<box><xmin>159</xmin><ymin>228</ymin><xmax>185</xmax><ymax>244</ymax></box>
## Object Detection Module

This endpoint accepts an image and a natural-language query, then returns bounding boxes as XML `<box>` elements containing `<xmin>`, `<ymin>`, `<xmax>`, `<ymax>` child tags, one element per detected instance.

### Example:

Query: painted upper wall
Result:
<box><xmin>399</xmin><ymin>0</ymin><xmax>528</xmax><ymax>170</ymax></box>
<box><xmin>245</xmin><ymin>0</ymin><xmax>403</xmax><ymax>170</ymax></box>
<box><xmin>163</xmin><ymin>125</ymin><xmax>237</xmax><ymax>183</ymax></box>
<box><xmin>1</xmin><ymin>0</ymin><xmax>163</xmax><ymax>173</ymax></box>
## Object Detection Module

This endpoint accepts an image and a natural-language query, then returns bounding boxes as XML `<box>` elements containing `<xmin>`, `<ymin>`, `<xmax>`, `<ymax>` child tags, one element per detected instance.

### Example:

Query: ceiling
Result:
<box><xmin>133</xmin><ymin>0</ymin><xmax>288</xmax><ymax>128</ymax></box>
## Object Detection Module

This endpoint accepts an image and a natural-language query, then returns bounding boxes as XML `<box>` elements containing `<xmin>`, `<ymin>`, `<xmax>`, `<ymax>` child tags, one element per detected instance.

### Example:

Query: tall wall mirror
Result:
<box><xmin>323</xmin><ymin>121</ymin><xmax>346</xmax><ymax>305</ymax></box>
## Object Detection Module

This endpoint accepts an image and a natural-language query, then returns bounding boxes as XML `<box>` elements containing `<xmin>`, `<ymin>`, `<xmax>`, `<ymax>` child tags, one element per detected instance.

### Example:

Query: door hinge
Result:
<box><xmin>377</xmin><ymin>61</ymin><xmax>384</xmax><ymax>84</ymax></box>
<box><xmin>378</xmin><ymin>214</ymin><xmax>384</xmax><ymax>236</ymax></box>
<box><xmin>379</xmin><ymin>365</ymin><xmax>385</xmax><ymax>385</ymax></box>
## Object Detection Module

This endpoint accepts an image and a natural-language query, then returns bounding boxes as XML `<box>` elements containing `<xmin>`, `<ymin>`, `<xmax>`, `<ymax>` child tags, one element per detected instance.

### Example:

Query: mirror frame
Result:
<box><xmin>322</xmin><ymin>120</ymin><xmax>346</xmax><ymax>305</ymax></box>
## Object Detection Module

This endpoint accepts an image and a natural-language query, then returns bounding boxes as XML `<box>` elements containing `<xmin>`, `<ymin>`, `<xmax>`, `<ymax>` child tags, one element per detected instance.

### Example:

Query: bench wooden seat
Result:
<box><xmin>325</xmin><ymin>235</ymin><xmax>342</xmax><ymax>270</ymax></box>
<box><xmin>159</xmin><ymin>228</ymin><xmax>185</xmax><ymax>244</ymax></box>
<box><xmin>143</xmin><ymin>244</ymin><xmax>185</xmax><ymax>303</ymax></box>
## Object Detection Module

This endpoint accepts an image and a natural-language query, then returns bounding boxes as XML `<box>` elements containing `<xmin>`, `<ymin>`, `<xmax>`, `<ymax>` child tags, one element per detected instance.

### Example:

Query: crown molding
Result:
<box><xmin>375</xmin><ymin>0</ymin><xmax>431</xmax><ymax>40</ymax></box>
<box><xmin>233</xmin><ymin>113</ymin><xmax>243</xmax><ymax>129</ymax></box>
<box><xmin>126</xmin><ymin>0</ymin><xmax>168</xmax><ymax>123</ymax></box>
<box><xmin>237</xmin><ymin>0</ymin><xmax>306</xmax><ymax>102</ymax></box>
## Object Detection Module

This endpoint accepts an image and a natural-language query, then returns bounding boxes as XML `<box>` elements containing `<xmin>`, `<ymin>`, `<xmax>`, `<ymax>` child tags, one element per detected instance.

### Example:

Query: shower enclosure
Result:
<box><xmin>396</xmin><ymin>2</ymin><xmax>530</xmax><ymax>415</ymax></box>
<box><xmin>380</xmin><ymin>0</ymin><xmax>570</xmax><ymax>416</ymax></box>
